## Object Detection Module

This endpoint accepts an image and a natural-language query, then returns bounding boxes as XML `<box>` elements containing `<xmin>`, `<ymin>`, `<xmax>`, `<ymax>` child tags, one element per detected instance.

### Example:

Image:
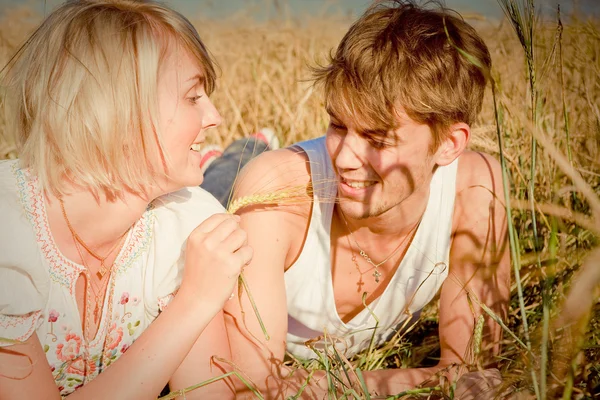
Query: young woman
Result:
<box><xmin>0</xmin><ymin>1</ymin><xmax>252</xmax><ymax>398</ymax></box>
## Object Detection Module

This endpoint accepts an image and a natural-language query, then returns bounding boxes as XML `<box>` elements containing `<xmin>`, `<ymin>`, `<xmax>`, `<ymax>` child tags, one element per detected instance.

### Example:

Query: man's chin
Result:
<box><xmin>337</xmin><ymin>201</ymin><xmax>373</xmax><ymax>220</ymax></box>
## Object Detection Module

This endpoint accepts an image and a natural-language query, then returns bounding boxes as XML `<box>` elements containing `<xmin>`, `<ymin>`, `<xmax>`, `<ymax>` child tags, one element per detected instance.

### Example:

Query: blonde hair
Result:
<box><xmin>1</xmin><ymin>0</ymin><xmax>216</xmax><ymax>196</ymax></box>
<box><xmin>313</xmin><ymin>0</ymin><xmax>491</xmax><ymax>150</ymax></box>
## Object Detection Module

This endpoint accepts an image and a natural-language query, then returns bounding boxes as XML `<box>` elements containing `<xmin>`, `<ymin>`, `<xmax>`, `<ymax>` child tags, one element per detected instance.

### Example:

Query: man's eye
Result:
<box><xmin>330</xmin><ymin>122</ymin><xmax>346</xmax><ymax>131</ymax></box>
<box><xmin>369</xmin><ymin>137</ymin><xmax>390</xmax><ymax>149</ymax></box>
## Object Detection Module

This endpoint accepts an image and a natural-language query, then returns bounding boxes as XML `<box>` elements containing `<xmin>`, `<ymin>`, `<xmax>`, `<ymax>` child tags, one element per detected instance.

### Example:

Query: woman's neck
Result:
<box><xmin>46</xmin><ymin>186</ymin><xmax>151</xmax><ymax>255</ymax></box>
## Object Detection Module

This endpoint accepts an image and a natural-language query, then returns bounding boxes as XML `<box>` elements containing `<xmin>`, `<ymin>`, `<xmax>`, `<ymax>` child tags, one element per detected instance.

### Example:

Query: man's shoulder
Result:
<box><xmin>232</xmin><ymin>146</ymin><xmax>314</xmax><ymax>267</ymax></box>
<box><xmin>251</xmin><ymin>145</ymin><xmax>312</xmax><ymax>170</ymax></box>
<box><xmin>455</xmin><ymin>150</ymin><xmax>503</xmax><ymax>195</ymax></box>
<box><xmin>452</xmin><ymin>150</ymin><xmax>505</xmax><ymax>231</ymax></box>
<box><xmin>233</xmin><ymin>147</ymin><xmax>312</xmax><ymax>199</ymax></box>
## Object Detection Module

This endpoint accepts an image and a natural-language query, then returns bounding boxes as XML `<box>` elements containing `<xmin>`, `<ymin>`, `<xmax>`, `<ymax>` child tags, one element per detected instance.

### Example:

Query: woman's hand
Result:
<box><xmin>179</xmin><ymin>213</ymin><xmax>253</xmax><ymax>312</ymax></box>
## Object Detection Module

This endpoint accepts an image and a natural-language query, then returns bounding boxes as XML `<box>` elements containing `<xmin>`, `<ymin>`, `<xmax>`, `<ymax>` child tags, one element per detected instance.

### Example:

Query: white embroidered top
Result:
<box><xmin>285</xmin><ymin>137</ymin><xmax>458</xmax><ymax>360</ymax></box>
<box><xmin>0</xmin><ymin>160</ymin><xmax>224</xmax><ymax>396</ymax></box>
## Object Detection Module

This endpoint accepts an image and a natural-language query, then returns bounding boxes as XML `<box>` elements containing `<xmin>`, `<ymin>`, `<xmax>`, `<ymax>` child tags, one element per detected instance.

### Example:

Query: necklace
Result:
<box><xmin>72</xmin><ymin>238</ymin><xmax>112</xmax><ymax>325</ymax></box>
<box><xmin>345</xmin><ymin>234</ymin><xmax>369</xmax><ymax>292</ymax></box>
<box><xmin>339</xmin><ymin>208</ymin><xmax>422</xmax><ymax>283</ymax></box>
<box><xmin>59</xmin><ymin>197</ymin><xmax>130</xmax><ymax>279</ymax></box>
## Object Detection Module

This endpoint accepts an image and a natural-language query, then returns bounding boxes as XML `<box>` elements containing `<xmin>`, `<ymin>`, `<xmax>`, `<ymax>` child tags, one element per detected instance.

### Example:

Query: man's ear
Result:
<box><xmin>434</xmin><ymin>122</ymin><xmax>470</xmax><ymax>166</ymax></box>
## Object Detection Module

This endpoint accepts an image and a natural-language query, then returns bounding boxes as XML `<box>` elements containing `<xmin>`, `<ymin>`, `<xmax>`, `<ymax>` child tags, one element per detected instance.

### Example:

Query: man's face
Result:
<box><xmin>325</xmin><ymin>109</ymin><xmax>438</xmax><ymax>220</ymax></box>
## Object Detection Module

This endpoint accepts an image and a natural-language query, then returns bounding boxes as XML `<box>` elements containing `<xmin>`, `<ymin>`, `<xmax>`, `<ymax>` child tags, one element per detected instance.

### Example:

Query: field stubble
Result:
<box><xmin>0</xmin><ymin>3</ymin><xmax>599</xmax><ymax>399</ymax></box>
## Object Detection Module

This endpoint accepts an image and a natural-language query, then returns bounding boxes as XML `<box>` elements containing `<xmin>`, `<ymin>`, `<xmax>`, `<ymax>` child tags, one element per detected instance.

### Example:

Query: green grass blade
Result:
<box><xmin>239</xmin><ymin>273</ymin><xmax>270</xmax><ymax>341</ymax></box>
<box><xmin>158</xmin><ymin>370</ymin><xmax>264</xmax><ymax>400</ymax></box>
<box><xmin>355</xmin><ymin>368</ymin><xmax>371</xmax><ymax>400</ymax></box>
<box><xmin>491</xmin><ymin>81</ymin><xmax>540</xmax><ymax>398</ymax></box>
<box><xmin>385</xmin><ymin>386</ymin><xmax>442</xmax><ymax>400</ymax></box>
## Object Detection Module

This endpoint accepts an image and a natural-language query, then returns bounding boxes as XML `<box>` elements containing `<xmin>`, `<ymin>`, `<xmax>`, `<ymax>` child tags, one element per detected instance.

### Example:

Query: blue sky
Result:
<box><xmin>1</xmin><ymin>0</ymin><xmax>598</xmax><ymax>21</ymax></box>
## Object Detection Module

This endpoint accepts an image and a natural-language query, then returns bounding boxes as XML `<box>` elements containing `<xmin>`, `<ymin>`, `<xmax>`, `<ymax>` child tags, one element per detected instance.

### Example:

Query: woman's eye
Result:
<box><xmin>188</xmin><ymin>95</ymin><xmax>202</xmax><ymax>104</ymax></box>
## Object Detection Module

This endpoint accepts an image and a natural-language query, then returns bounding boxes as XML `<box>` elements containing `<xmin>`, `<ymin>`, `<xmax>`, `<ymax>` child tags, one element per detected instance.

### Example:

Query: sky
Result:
<box><xmin>1</xmin><ymin>0</ymin><xmax>599</xmax><ymax>21</ymax></box>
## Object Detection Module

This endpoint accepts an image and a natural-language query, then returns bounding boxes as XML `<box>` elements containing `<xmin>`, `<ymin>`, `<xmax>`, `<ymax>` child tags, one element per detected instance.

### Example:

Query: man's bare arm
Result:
<box><xmin>362</xmin><ymin>151</ymin><xmax>510</xmax><ymax>396</ymax></box>
<box><xmin>223</xmin><ymin>148</ymin><xmax>325</xmax><ymax>398</ymax></box>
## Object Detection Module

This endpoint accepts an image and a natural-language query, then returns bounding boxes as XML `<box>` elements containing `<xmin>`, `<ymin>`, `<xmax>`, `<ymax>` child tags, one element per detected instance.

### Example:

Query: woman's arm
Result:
<box><xmin>0</xmin><ymin>213</ymin><xmax>251</xmax><ymax>400</ymax></box>
<box><xmin>1</xmin><ymin>291</ymin><xmax>227</xmax><ymax>400</ymax></box>
<box><xmin>169</xmin><ymin>310</ymin><xmax>235</xmax><ymax>399</ymax></box>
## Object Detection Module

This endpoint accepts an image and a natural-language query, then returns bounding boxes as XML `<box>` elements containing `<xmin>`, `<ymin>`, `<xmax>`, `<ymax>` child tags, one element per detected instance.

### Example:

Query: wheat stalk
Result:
<box><xmin>228</xmin><ymin>191</ymin><xmax>292</xmax><ymax>214</ymax></box>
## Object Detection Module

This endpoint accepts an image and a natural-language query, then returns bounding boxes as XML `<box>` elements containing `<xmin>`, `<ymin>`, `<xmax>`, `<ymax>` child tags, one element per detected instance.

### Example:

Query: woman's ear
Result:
<box><xmin>434</xmin><ymin>122</ymin><xmax>470</xmax><ymax>166</ymax></box>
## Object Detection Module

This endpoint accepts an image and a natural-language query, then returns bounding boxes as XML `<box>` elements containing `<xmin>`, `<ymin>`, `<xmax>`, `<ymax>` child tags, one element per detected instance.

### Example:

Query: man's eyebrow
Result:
<box><xmin>325</xmin><ymin>107</ymin><xmax>396</xmax><ymax>138</ymax></box>
<box><xmin>360</xmin><ymin>125</ymin><xmax>401</xmax><ymax>141</ymax></box>
<box><xmin>325</xmin><ymin>106</ymin><xmax>340</xmax><ymax>120</ymax></box>
<box><xmin>362</xmin><ymin>128</ymin><xmax>387</xmax><ymax>136</ymax></box>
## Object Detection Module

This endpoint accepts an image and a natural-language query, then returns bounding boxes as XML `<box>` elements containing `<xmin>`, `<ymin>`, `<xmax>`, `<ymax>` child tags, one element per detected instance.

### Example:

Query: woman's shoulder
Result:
<box><xmin>150</xmin><ymin>186</ymin><xmax>225</xmax><ymax>244</ymax></box>
<box><xmin>152</xmin><ymin>186</ymin><xmax>224</xmax><ymax>220</ymax></box>
<box><xmin>0</xmin><ymin>160</ymin><xmax>49</xmax><ymax>333</ymax></box>
<box><xmin>0</xmin><ymin>159</ymin><xmax>21</xmax><ymax>194</ymax></box>
<box><xmin>0</xmin><ymin>159</ymin><xmax>33</xmax><ymax>238</ymax></box>
<box><xmin>141</xmin><ymin>187</ymin><xmax>225</xmax><ymax>317</ymax></box>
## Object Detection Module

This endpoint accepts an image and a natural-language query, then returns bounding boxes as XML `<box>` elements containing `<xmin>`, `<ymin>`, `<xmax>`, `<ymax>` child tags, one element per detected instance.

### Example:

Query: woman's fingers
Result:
<box><xmin>221</xmin><ymin>227</ymin><xmax>248</xmax><ymax>253</ymax></box>
<box><xmin>196</xmin><ymin>213</ymin><xmax>239</xmax><ymax>234</ymax></box>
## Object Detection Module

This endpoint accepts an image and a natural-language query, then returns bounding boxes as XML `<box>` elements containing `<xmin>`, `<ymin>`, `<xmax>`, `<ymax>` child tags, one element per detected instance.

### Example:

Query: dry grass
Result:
<box><xmin>1</xmin><ymin>2</ymin><xmax>599</xmax><ymax>399</ymax></box>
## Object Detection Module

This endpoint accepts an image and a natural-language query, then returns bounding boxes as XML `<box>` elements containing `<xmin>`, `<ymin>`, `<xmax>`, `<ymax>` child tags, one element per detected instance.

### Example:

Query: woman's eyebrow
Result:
<box><xmin>184</xmin><ymin>73</ymin><xmax>205</xmax><ymax>85</ymax></box>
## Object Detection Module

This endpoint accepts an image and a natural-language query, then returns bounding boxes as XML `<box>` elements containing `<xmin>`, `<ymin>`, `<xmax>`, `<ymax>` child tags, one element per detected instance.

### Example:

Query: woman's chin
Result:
<box><xmin>158</xmin><ymin>174</ymin><xmax>204</xmax><ymax>195</ymax></box>
<box><xmin>182</xmin><ymin>171</ymin><xmax>205</xmax><ymax>188</ymax></box>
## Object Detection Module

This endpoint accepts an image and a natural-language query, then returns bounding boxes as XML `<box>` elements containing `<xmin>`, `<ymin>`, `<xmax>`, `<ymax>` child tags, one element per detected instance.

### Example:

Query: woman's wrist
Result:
<box><xmin>172</xmin><ymin>284</ymin><xmax>225</xmax><ymax>320</ymax></box>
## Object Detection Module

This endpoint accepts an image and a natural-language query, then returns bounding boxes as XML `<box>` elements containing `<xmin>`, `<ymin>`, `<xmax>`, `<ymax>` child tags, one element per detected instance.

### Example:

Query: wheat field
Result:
<box><xmin>0</xmin><ymin>2</ymin><xmax>598</xmax><ymax>399</ymax></box>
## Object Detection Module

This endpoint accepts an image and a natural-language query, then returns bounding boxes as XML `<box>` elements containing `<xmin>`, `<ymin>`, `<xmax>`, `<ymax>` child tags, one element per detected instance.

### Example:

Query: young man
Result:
<box><xmin>223</xmin><ymin>1</ymin><xmax>510</xmax><ymax>397</ymax></box>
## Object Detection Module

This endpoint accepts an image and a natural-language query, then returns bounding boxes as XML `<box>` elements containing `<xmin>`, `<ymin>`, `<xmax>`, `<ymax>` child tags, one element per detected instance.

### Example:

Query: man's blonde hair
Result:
<box><xmin>313</xmin><ymin>0</ymin><xmax>491</xmax><ymax>150</ymax></box>
<box><xmin>1</xmin><ymin>0</ymin><xmax>216</xmax><ymax>196</ymax></box>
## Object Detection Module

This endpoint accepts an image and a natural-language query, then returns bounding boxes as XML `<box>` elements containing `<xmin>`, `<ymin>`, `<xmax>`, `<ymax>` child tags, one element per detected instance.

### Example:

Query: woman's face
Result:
<box><xmin>154</xmin><ymin>49</ymin><xmax>221</xmax><ymax>193</ymax></box>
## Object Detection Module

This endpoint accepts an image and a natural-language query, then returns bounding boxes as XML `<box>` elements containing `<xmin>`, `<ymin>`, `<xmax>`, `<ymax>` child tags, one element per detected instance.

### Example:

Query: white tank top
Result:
<box><xmin>284</xmin><ymin>136</ymin><xmax>458</xmax><ymax>360</ymax></box>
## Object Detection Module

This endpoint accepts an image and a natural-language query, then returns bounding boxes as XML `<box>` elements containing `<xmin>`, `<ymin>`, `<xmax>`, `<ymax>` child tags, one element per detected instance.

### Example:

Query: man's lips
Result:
<box><xmin>338</xmin><ymin>177</ymin><xmax>378</xmax><ymax>198</ymax></box>
<box><xmin>339</xmin><ymin>176</ymin><xmax>377</xmax><ymax>189</ymax></box>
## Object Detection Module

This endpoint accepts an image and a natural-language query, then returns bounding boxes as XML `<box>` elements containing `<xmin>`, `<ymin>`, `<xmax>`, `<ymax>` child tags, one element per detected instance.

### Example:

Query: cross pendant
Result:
<box><xmin>356</xmin><ymin>276</ymin><xmax>364</xmax><ymax>292</ymax></box>
<box><xmin>373</xmin><ymin>269</ymin><xmax>382</xmax><ymax>283</ymax></box>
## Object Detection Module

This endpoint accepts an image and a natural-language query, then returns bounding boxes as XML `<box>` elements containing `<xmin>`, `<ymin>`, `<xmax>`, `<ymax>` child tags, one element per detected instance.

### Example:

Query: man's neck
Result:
<box><xmin>337</xmin><ymin>185</ymin><xmax>430</xmax><ymax>240</ymax></box>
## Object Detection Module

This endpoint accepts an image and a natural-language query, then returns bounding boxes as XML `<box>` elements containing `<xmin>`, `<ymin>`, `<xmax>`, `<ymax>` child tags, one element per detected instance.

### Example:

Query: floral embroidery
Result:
<box><xmin>105</xmin><ymin>322</ymin><xmax>123</xmax><ymax>351</ymax></box>
<box><xmin>13</xmin><ymin>165</ymin><xmax>154</xmax><ymax>291</ymax></box>
<box><xmin>3</xmin><ymin>162</ymin><xmax>192</xmax><ymax>396</ymax></box>
<box><xmin>48</xmin><ymin>310</ymin><xmax>59</xmax><ymax>322</ymax></box>
<box><xmin>89</xmin><ymin>353</ymin><xmax>102</xmax><ymax>375</ymax></box>
<box><xmin>65</xmin><ymin>356</ymin><xmax>97</xmax><ymax>376</ymax></box>
<box><xmin>0</xmin><ymin>311</ymin><xmax>42</xmax><ymax>343</ymax></box>
<box><xmin>120</xmin><ymin>292</ymin><xmax>132</xmax><ymax>322</ymax></box>
<box><xmin>102</xmin><ymin>322</ymin><xmax>125</xmax><ymax>368</ymax></box>
<box><xmin>56</xmin><ymin>333</ymin><xmax>82</xmax><ymax>362</ymax></box>
<box><xmin>126</xmin><ymin>320</ymin><xmax>141</xmax><ymax>336</ymax></box>
<box><xmin>157</xmin><ymin>289</ymin><xmax>179</xmax><ymax>311</ymax></box>
<box><xmin>121</xmin><ymin>343</ymin><xmax>130</xmax><ymax>354</ymax></box>
<box><xmin>47</xmin><ymin>309</ymin><xmax>59</xmax><ymax>342</ymax></box>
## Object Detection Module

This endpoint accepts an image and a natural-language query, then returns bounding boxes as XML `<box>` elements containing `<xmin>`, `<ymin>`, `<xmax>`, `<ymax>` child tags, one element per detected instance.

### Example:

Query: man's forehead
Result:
<box><xmin>325</xmin><ymin>105</ymin><xmax>405</xmax><ymax>135</ymax></box>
